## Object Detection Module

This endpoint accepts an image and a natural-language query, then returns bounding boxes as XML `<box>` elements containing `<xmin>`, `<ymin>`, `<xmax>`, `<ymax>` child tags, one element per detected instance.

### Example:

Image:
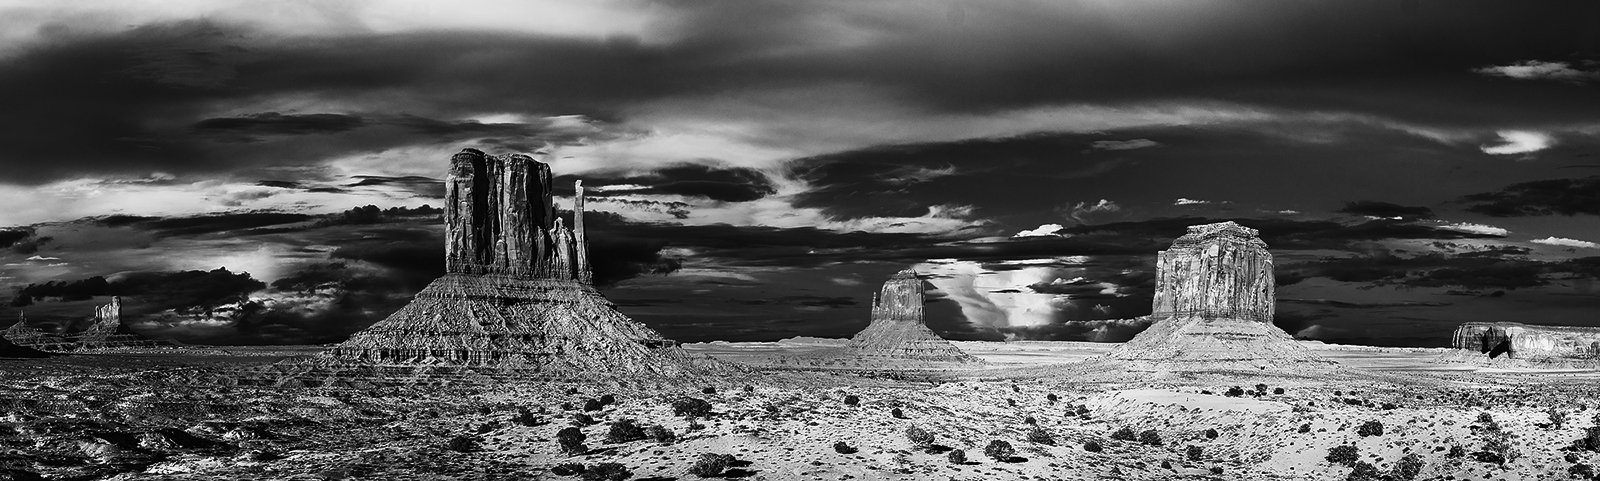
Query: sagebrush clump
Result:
<box><xmin>905</xmin><ymin>426</ymin><xmax>935</xmax><ymax>447</ymax></box>
<box><xmin>984</xmin><ymin>440</ymin><xmax>1016</xmax><ymax>460</ymax></box>
<box><xmin>672</xmin><ymin>397</ymin><xmax>713</xmax><ymax>418</ymax></box>
<box><xmin>687</xmin><ymin>453</ymin><xmax>736</xmax><ymax>477</ymax></box>
<box><xmin>1326</xmin><ymin>444</ymin><xmax>1358</xmax><ymax>466</ymax></box>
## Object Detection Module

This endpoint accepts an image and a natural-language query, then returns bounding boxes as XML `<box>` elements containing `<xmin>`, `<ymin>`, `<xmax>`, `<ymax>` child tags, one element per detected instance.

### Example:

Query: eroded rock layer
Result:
<box><xmin>1152</xmin><ymin>221</ymin><xmax>1275</xmax><ymax>322</ymax></box>
<box><xmin>1452</xmin><ymin>322</ymin><xmax>1600</xmax><ymax>360</ymax></box>
<box><xmin>844</xmin><ymin>269</ymin><xmax>978</xmax><ymax>363</ymax></box>
<box><xmin>302</xmin><ymin>148</ymin><xmax>730</xmax><ymax>380</ymax></box>
<box><xmin>1102</xmin><ymin>221</ymin><xmax>1333</xmax><ymax>371</ymax></box>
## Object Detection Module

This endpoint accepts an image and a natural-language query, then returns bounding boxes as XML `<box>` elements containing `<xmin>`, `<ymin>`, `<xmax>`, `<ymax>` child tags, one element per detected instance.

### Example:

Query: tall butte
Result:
<box><xmin>844</xmin><ymin>269</ymin><xmax>979</xmax><ymax>363</ymax></box>
<box><xmin>1102</xmin><ymin>221</ymin><xmax>1333</xmax><ymax>371</ymax></box>
<box><xmin>312</xmin><ymin>148</ymin><xmax>726</xmax><ymax>378</ymax></box>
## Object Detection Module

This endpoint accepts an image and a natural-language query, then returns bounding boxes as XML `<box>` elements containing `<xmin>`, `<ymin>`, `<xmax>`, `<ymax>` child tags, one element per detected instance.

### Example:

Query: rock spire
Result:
<box><xmin>301</xmin><ymin>148</ymin><xmax>731</xmax><ymax>381</ymax></box>
<box><xmin>844</xmin><ymin>269</ymin><xmax>978</xmax><ymax>363</ymax></box>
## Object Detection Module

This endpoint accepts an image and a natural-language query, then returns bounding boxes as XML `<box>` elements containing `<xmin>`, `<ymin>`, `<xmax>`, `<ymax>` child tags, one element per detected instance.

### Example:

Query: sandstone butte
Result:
<box><xmin>1101</xmin><ymin>221</ymin><xmax>1335</xmax><ymax>372</ymax></box>
<box><xmin>263</xmin><ymin>148</ymin><xmax>731</xmax><ymax>384</ymax></box>
<box><xmin>844</xmin><ymin>268</ymin><xmax>980</xmax><ymax>363</ymax></box>
<box><xmin>4</xmin><ymin>297</ymin><xmax>172</xmax><ymax>352</ymax></box>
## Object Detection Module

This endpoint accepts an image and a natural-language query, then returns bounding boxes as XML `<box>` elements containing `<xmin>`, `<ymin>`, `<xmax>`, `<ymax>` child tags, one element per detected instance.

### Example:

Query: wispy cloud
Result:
<box><xmin>1480</xmin><ymin>130</ymin><xmax>1553</xmax><ymax>156</ymax></box>
<box><xmin>1173</xmin><ymin>198</ymin><xmax>1211</xmax><ymax>206</ymax></box>
<box><xmin>1089</xmin><ymin>139</ymin><xmax>1160</xmax><ymax>151</ymax></box>
<box><xmin>1475</xmin><ymin>60</ymin><xmax>1600</xmax><ymax>84</ymax></box>
<box><xmin>1531</xmin><ymin>236</ymin><xmax>1598</xmax><ymax>249</ymax></box>
<box><xmin>1013</xmin><ymin>223</ymin><xmax>1066</xmax><ymax>238</ymax></box>
<box><xmin>1436</xmin><ymin>222</ymin><xmax>1509</xmax><ymax>237</ymax></box>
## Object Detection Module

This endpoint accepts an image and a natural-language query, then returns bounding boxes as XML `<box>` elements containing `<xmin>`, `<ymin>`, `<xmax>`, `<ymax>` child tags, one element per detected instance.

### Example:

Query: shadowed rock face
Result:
<box><xmin>1452</xmin><ymin>322</ymin><xmax>1600</xmax><ymax>360</ymax></box>
<box><xmin>844</xmin><ymin>269</ymin><xmax>978</xmax><ymax>363</ymax></box>
<box><xmin>1104</xmin><ymin>222</ymin><xmax>1332</xmax><ymax>371</ymax></box>
<box><xmin>308</xmin><ymin>148</ymin><xmax>731</xmax><ymax>379</ymax></box>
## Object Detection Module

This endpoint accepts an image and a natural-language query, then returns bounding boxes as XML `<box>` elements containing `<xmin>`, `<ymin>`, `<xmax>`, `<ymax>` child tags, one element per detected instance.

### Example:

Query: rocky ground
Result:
<box><xmin>4</xmin><ymin>344</ymin><xmax>1600</xmax><ymax>480</ymax></box>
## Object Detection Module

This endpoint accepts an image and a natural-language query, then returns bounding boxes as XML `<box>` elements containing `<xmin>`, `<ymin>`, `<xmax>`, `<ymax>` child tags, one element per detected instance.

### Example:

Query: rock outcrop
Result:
<box><xmin>1100</xmin><ymin>221</ymin><xmax>1333</xmax><ymax>372</ymax></box>
<box><xmin>1452</xmin><ymin>322</ymin><xmax>1600</xmax><ymax>360</ymax></box>
<box><xmin>5</xmin><ymin>299</ymin><xmax>174</xmax><ymax>352</ymax></box>
<box><xmin>1151</xmin><ymin>221</ymin><xmax>1274</xmax><ymax>322</ymax></box>
<box><xmin>844</xmin><ymin>269</ymin><xmax>979</xmax><ymax>363</ymax></box>
<box><xmin>0</xmin><ymin>315</ymin><xmax>50</xmax><ymax>358</ymax></box>
<box><xmin>287</xmin><ymin>148</ymin><xmax>729</xmax><ymax>382</ymax></box>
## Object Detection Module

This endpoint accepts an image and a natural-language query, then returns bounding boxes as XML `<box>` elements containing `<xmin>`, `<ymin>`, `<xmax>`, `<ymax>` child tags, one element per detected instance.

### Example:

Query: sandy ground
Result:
<box><xmin>7</xmin><ymin>341</ymin><xmax>1600</xmax><ymax>480</ymax></box>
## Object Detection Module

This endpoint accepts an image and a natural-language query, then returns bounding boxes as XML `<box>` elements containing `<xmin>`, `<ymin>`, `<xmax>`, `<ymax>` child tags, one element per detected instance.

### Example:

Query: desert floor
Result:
<box><xmin>3</xmin><ymin>341</ymin><xmax>1600</xmax><ymax>480</ymax></box>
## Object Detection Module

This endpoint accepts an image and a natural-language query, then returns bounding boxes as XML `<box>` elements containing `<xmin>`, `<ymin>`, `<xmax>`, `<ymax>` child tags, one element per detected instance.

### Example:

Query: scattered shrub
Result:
<box><xmin>583</xmin><ymin>399</ymin><xmax>603</xmax><ymax>411</ymax></box>
<box><xmin>1186</xmin><ymin>445</ymin><xmax>1203</xmax><ymax>461</ymax></box>
<box><xmin>1550</xmin><ymin>407</ymin><xmax>1570</xmax><ymax>430</ymax></box>
<box><xmin>1447</xmin><ymin>445</ymin><xmax>1465</xmax><ymax>458</ymax></box>
<box><xmin>580</xmin><ymin>462</ymin><xmax>630</xmax><ymax>481</ymax></box>
<box><xmin>1476</xmin><ymin>431</ymin><xmax>1518</xmax><ymax>465</ymax></box>
<box><xmin>446</xmin><ymin>435</ymin><xmax>481</xmax><ymax>453</ymax></box>
<box><xmin>1478</xmin><ymin>412</ymin><xmax>1494</xmax><ymax>424</ymax></box>
<box><xmin>687</xmin><ymin>453</ymin><xmax>736</xmax><ymax>477</ymax></box>
<box><xmin>1138</xmin><ymin>430</ymin><xmax>1163</xmax><ymax>446</ymax></box>
<box><xmin>1046</xmin><ymin>393</ymin><xmax>1059</xmax><ymax>403</ymax></box>
<box><xmin>1346</xmin><ymin>461</ymin><xmax>1381</xmax><ymax>481</ymax></box>
<box><xmin>1254</xmin><ymin>383</ymin><xmax>1268</xmax><ymax>393</ymax></box>
<box><xmin>565</xmin><ymin>387</ymin><xmax>580</xmax><ymax>395</ymax></box>
<box><xmin>551</xmin><ymin>462</ymin><xmax>585</xmax><ymax>476</ymax></box>
<box><xmin>1083</xmin><ymin>439</ymin><xmax>1103</xmax><ymax>452</ymax></box>
<box><xmin>571</xmin><ymin>413</ymin><xmax>596</xmax><ymax>426</ymax></box>
<box><xmin>1298</xmin><ymin>423</ymin><xmax>1311</xmax><ymax>433</ymax></box>
<box><xmin>560</xmin><ymin>402</ymin><xmax>574</xmax><ymax>411</ymax></box>
<box><xmin>1023</xmin><ymin>416</ymin><xmax>1037</xmax><ymax>425</ymax></box>
<box><xmin>1273</xmin><ymin>387</ymin><xmax>1286</xmax><ymax>395</ymax></box>
<box><xmin>1204</xmin><ymin>428</ymin><xmax>1219</xmax><ymax>439</ymax></box>
<box><xmin>1012</xmin><ymin>384</ymin><xmax>1021</xmax><ymax>392</ymax></box>
<box><xmin>1357</xmin><ymin>420</ymin><xmax>1384</xmax><ymax>437</ymax></box>
<box><xmin>557</xmin><ymin>427</ymin><xmax>588</xmax><ymax>455</ymax></box>
<box><xmin>646</xmin><ymin>424</ymin><xmax>675</xmax><ymax>444</ymax></box>
<box><xmin>891</xmin><ymin>407</ymin><xmax>906</xmax><ymax>419</ymax></box>
<box><xmin>1571</xmin><ymin>463</ymin><xmax>1596</xmax><ymax>479</ymax></box>
<box><xmin>1389</xmin><ymin>453</ymin><xmax>1424</xmax><ymax>481</ymax></box>
<box><xmin>672</xmin><ymin>397</ymin><xmax>713</xmax><ymax>418</ymax></box>
<box><xmin>1026</xmin><ymin>427</ymin><xmax>1055</xmax><ymax>445</ymax></box>
<box><xmin>984</xmin><ymin>440</ymin><xmax>1016</xmax><ymax>461</ymax></box>
<box><xmin>1111</xmin><ymin>427</ymin><xmax>1137</xmax><ymax>441</ymax></box>
<box><xmin>1380</xmin><ymin>402</ymin><xmax>1398</xmax><ymax>410</ymax></box>
<box><xmin>1326</xmin><ymin>445</ymin><xmax>1359</xmax><ymax>466</ymax></box>
<box><xmin>512</xmin><ymin>407</ymin><xmax>541</xmax><ymax>426</ymax></box>
<box><xmin>743</xmin><ymin>385</ymin><xmax>755</xmax><ymax>393</ymax></box>
<box><xmin>598</xmin><ymin>394</ymin><xmax>616</xmax><ymax>406</ymax></box>
<box><xmin>1578</xmin><ymin>426</ymin><xmax>1600</xmax><ymax>452</ymax></box>
<box><xmin>1226</xmin><ymin>386</ymin><xmax>1245</xmax><ymax>397</ymax></box>
<box><xmin>702</xmin><ymin>387</ymin><xmax>717</xmax><ymax>394</ymax></box>
<box><xmin>604</xmin><ymin>419</ymin><xmax>646</xmax><ymax>444</ymax></box>
<box><xmin>1161</xmin><ymin>459</ymin><xmax>1172</xmax><ymax>469</ymax></box>
<box><xmin>1210</xmin><ymin>466</ymin><xmax>1223</xmax><ymax>474</ymax></box>
<box><xmin>905</xmin><ymin>426</ymin><xmax>935</xmax><ymax>447</ymax></box>
<box><xmin>843</xmin><ymin>395</ymin><xmax>860</xmax><ymax>406</ymax></box>
<box><xmin>833</xmin><ymin>441</ymin><xmax>856</xmax><ymax>454</ymax></box>
<box><xmin>947</xmin><ymin>449</ymin><xmax>966</xmax><ymax>464</ymax></box>
<box><xmin>1006</xmin><ymin>398</ymin><xmax>1017</xmax><ymax>407</ymax></box>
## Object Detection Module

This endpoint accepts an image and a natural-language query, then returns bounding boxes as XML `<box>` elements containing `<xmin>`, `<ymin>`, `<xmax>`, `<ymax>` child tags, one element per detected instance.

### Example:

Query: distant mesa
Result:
<box><xmin>1451</xmin><ymin>322</ymin><xmax>1600</xmax><ymax>362</ymax></box>
<box><xmin>258</xmin><ymin>148</ymin><xmax>731</xmax><ymax>384</ymax></box>
<box><xmin>1098</xmin><ymin>221</ymin><xmax>1335</xmax><ymax>372</ymax></box>
<box><xmin>845</xmin><ymin>269</ymin><xmax>981</xmax><ymax>363</ymax></box>
<box><xmin>4</xmin><ymin>297</ymin><xmax>176</xmax><ymax>353</ymax></box>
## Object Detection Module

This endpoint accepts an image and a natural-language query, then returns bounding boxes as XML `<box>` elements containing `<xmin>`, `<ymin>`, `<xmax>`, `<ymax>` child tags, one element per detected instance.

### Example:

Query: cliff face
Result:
<box><xmin>1103</xmin><ymin>221</ymin><xmax>1332</xmax><ymax>371</ymax></box>
<box><xmin>445</xmin><ymin>148</ymin><xmax>589</xmax><ymax>281</ymax></box>
<box><xmin>1151</xmin><ymin>221</ymin><xmax>1274</xmax><ymax>322</ymax></box>
<box><xmin>5</xmin><ymin>299</ymin><xmax>171</xmax><ymax>352</ymax></box>
<box><xmin>1452</xmin><ymin>322</ymin><xmax>1600</xmax><ymax>360</ymax></box>
<box><xmin>309</xmin><ymin>148</ymin><xmax>731</xmax><ymax>379</ymax></box>
<box><xmin>844</xmin><ymin>269</ymin><xmax>978</xmax><ymax>363</ymax></box>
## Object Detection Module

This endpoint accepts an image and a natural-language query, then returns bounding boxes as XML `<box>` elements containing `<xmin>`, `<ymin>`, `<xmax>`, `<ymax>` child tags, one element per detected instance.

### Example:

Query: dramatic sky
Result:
<box><xmin>1</xmin><ymin>0</ymin><xmax>1598</xmax><ymax>347</ymax></box>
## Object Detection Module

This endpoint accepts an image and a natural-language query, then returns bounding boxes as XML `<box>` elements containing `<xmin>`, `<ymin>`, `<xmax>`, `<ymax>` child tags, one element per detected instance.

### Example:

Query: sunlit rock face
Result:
<box><xmin>1151</xmin><ymin>221</ymin><xmax>1274</xmax><ymax>322</ymax></box>
<box><xmin>1102</xmin><ymin>221</ymin><xmax>1333</xmax><ymax>372</ymax></box>
<box><xmin>845</xmin><ymin>269</ymin><xmax>978</xmax><ymax>362</ymax></box>
<box><xmin>1452</xmin><ymin>322</ymin><xmax>1600</xmax><ymax>360</ymax></box>
<box><xmin>307</xmin><ymin>148</ymin><xmax>730</xmax><ymax>380</ymax></box>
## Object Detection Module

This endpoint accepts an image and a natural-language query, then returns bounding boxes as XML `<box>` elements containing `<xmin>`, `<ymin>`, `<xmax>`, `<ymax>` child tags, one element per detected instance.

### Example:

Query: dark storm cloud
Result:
<box><xmin>555</xmin><ymin>164</ymin><xmax>777</xmax><ymax>203</ymax></box>
<box><xmin>0</xmin><ymin>228</ymin><xmax>33</xmax><ymax>248</ymax></box>
<box><xmin>1336</xmin><ymin>201</ymin><xmax>1435</xmax><ymax>219</ymax></box>
<box><xmin>16</xmin><ymin>268</ymin><xmax>263</xmax><ymax>313</ymax></box>
<box><xmin>1463</xmin><ymin>176</ymin><xmax>1600</xmax><ymax>217</ymax></box>
<box><xmin>7</xmin><ymin>2</ymin><xmax>1600</xmax><ymax>184</ymax></box>
<box><xmin>191</xmin><ymin>112</ymin><xmax>366</xmax><ymax>139</ymax></box>
<box><xmin>1278</xmin><ymin>251</ymin><xmax>1600</xmax><ymax>292</ymax></box>
<box><xmin>90</xmin><ymin>212</ymin><xmax>313</xmax><ymax>237</ymax></box>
